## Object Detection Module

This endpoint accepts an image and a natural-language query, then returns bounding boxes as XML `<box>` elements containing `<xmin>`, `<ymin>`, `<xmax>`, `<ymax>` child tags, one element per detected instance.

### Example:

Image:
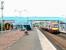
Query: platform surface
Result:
<box><xmin>6</xmin><ymin>30</ymin><xmax>42</xmax><ymax>50</ymax></box>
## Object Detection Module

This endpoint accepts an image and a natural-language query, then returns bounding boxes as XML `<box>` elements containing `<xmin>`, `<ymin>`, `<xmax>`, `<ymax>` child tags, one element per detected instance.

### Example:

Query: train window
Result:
<box><xmin>53</xmin><ymin>24</ymin><xmax>58</xmax><ymax>28</ymax></box>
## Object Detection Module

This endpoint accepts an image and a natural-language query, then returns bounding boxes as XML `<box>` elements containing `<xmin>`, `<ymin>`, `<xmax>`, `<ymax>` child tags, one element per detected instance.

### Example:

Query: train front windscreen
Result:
<box><xmin>52</xmin><ymin>24</ymin><xmax>59</xmax><ymax>30</ymax></box>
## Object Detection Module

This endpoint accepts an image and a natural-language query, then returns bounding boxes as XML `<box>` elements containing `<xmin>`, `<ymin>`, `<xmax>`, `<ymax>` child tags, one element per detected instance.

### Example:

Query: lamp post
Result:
<box><xmin>0</xmin><ymin>0</ymin><xmax>4</xmax><ymax>33</ymax></box>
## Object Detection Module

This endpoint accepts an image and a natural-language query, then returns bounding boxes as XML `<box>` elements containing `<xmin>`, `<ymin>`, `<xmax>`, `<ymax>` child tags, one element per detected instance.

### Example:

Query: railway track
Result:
<box><xmin>56</xmin><ymin>33</ymin><xmax>66</xmax><ymax>40</ymax></box>
<box><xmin>40</xmin><ymin>28</ymin><xmax>66</xmax><ymax>50</ymax></box>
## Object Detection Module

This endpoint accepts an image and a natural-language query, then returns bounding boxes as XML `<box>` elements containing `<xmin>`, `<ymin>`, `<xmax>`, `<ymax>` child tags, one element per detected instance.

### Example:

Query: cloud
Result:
<box><xmin>0</xmin><ymin>0</ymin><xmax>66</xmax><ymax>18</ymax></box>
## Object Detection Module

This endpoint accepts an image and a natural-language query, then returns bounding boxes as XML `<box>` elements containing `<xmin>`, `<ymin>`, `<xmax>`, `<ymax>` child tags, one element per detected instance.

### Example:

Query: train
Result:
<box><xmin>46</xmin><ymin>22</ymin><xmax>59</xmax><ymax>34</ymax></box>
<box><xmin>33</xmin><ymin>20</ymin><xmax>66</xmax><ymax>34</ymax></box>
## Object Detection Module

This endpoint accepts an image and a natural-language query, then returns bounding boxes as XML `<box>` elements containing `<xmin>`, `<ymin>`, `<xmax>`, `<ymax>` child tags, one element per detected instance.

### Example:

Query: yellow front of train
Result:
<box><xmin>51</xmin><ymin>22</ymin><xmax>59</xmax><ymax>33</ymax></box>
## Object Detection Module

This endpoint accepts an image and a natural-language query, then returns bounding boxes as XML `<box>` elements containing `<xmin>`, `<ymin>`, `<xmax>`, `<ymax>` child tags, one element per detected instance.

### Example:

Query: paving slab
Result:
<box><xmin>0</xmin><ymin>30</ymin><xmax>25</xmax><ymax>50</ymax></box>
<box><xmin>6</xmin><ymin>30</ymin><xmax>42</xmax><ymax>50</ymax></box>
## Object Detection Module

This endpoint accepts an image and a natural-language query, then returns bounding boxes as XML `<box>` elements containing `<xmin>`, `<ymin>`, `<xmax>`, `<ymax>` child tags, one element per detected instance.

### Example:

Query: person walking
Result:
<box><xmin>24</xmin><ymin>28</ymin><xmax>29</xmax><ymax>35</ymax></box>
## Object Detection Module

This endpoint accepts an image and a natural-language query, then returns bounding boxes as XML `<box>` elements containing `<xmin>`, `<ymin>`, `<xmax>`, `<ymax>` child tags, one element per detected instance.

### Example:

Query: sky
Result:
<box><xmin>0</xmin><ymin>0</ymin><xmax>66</xmax><ymax>18</ymax></box>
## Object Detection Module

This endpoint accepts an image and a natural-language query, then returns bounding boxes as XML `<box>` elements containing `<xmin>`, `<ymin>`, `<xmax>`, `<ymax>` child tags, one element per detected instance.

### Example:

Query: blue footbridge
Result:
<box><xmin>0</xmin><ymin>16</ymin><xmax>66</xmax><ymax>29</ymax></box>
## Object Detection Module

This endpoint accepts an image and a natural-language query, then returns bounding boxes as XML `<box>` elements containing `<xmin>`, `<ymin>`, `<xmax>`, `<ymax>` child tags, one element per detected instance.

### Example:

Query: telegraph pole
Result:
<box><xmin>1</xmin><ymin>0</ymin><xmax>4</xmax><ymax>33</ymax></box>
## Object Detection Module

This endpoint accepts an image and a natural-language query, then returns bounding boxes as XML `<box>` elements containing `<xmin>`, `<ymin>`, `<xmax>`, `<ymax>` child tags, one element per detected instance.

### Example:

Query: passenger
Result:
<box><xmin>24</xmin><ymin>29</ymin><xmax>29</xmax><ymax>35</ymax></box>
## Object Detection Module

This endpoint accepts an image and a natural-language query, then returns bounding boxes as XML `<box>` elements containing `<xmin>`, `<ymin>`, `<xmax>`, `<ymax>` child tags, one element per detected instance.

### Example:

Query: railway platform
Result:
<box><xmin>0</xmin><ymin>30</ymin><xmax>25</xmax><ymax>50</ymax></box>
<box><xmin>36</xmin><ymin>27</ymin><xmax>56</xmax><ymax>50</ymax></box>
<box><xmin>0</xmin><ymin>28</ymin><xmax>56</xmax><ymax>50</ymax></box>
